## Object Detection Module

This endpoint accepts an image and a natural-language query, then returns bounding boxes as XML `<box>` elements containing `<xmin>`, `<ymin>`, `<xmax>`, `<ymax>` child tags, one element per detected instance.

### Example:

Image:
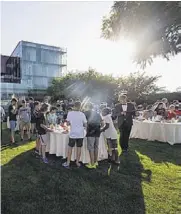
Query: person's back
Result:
<box><xmin>67</xmin><ymin>110</ymin><xmax>86</xmax><ymax>138</ymax></box>
<box><xmin>63</xmin><ymin>101</ymin><xmax>87</xmax><ymax>168</ymax></box>
<box><xmin>85</xmin><ymin>109</ymin><xmax>102</xmax><ymax>137</ymax></box>
<box><xmin>84</xmin><ymin>103</ymin><xmax>102</xmax><ymax>169</ymax></box>
<box><xmin>102</xmin><ymin>113</ymin><xmax>117</xmax><ymax>139</ymax></box>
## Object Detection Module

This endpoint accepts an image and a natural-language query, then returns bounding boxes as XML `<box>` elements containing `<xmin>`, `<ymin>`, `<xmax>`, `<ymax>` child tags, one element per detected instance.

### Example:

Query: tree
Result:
<box><xmin>115</xmin><ymin>71</ymin><xmax>164</xmax><ymax>102</ymax></box>
<box><xmin>102</xmin><ymin>1</ymin><xmax>181</xmax><ymax>68</ymax></box>
<box><xmin>47</xmin><ymin>68</ymin><xmax>163</xmax><ymax>104</ymax></box>
<box><xmin>47</xmin><ymin>68</ymin><xmax>118</xmax><ymax>103</ymax></box>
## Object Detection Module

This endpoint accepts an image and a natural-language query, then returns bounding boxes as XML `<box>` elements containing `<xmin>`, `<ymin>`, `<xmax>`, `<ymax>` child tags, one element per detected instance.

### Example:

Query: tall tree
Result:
<box><xmin>102</xmin><ymin>1</ymin><xmax>181</xmax><ymax>68</ymax></box>
<box><xmin>47</xmin><ymin>68</ymin><xmax>117</xmax><ymax>103</ymax></box>
<box><xmin>115</xmin><ymin>71</ymin><xmax>164</xmax><ymax>101</ymax></box>
<box><xmin>47</xmin><ymin>69</ymin><xmax>163</xmax><ymax>103</ymax></box>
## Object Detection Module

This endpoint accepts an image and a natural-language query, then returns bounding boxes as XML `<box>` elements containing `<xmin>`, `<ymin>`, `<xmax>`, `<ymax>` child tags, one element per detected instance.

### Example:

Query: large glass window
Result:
<box><xmin>41</xmin><ymin>50</ymin><xmax>60</xmax><ymax>64</ymax></box>
<box><xmin>23</xmin><ymin>47</ymin><xmax>36</xmax><ymax>62</ymax></box>
<box><xmin>46</xmin><ymin>64</ymin><xmax>61</xmax><ymax>77</ymax></box>
<box><xmin>33</xmin><ymin>77</ymin><xmax>48</xmax><ymax>89</ymax></box>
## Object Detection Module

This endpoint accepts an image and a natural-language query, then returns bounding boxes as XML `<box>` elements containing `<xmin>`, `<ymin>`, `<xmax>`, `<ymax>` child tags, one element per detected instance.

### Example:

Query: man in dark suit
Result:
<box><xmin>113</xmin><ymin>95</ymin><xmax>136</xmax><ymax>153</ymax></box>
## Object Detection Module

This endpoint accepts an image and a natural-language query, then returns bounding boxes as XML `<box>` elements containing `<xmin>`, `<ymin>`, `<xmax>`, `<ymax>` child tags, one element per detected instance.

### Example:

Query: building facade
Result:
<box><xmin>1</xmin><ymin>41</ymin><xmax>67</xmax><ymax>99</ymax></box>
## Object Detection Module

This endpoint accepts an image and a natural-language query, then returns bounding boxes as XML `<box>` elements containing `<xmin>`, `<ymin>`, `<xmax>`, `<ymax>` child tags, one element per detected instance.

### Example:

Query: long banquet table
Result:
<box><xmin>46</xmin><ymin>131</ymin><xmax>108</xmax><ymax>164</ymax></box>
<box><xmin>130</xmin><ymin>120</ymin><xmax>181</xmax><ymax>145</ymax></box>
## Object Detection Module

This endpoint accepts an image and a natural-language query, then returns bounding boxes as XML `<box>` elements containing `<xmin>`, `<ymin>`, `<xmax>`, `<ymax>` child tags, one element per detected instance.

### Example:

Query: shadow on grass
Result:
<box><xmin>130</xmin><ymin>139</ymin><xmax>181</xmax><ymax>165</ymax></box>
<box><xmin>1</xmin><ymin>128</ymin><xmax>21</xmax><ymax>146</ymax></box>
<box><xmin>1</xmin><ymin>128</ymin><xmax>36</xmax><ymax>151</ymax></box>
<box><xmin>1</xmin><ymin>145</ymin><xmax>148</xmax><ymax>214</ymax></box>
<box><xmin>1</xmin><ymin>141</ymin><xmax>33</xmax><ymax>152</ymax></box>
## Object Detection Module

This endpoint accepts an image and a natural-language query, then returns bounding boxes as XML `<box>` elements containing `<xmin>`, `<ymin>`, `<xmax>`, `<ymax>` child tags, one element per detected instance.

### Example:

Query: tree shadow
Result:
<box><xmin>1</xmin><ymin>141</ymin><xmax>32</xmax><ymax>152</ymax></box>
<box><xmin>1</xmin><ymin>128</ymin><xmax>21</xmax><ymax>145</ymax></box>
<box><xmin>1</xmin><ymin>147</ymin><xmax>149</xmax><ymax>214</ymax></box>
<box><xmin>130</xmin><ymin>139</ymin><xmax>181</xmax><ymax>165</ymax></box>
<box><xmin>1</xmin><ymin>128</ymin><xmax>36</xmax><ymax>151</ymax></box>
<box><xmin>68</xmin><ymin>149</ymin><xmax>150</xmax><ymax>214</ymax></box>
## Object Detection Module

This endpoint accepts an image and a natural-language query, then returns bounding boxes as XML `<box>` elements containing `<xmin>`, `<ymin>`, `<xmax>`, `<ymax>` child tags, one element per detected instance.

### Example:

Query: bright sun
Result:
<box><xmin>91</xmin><ymin>39</ymin><xmax>136</xmax><ymax>75</ymax></box>
<box><xmin>115</xmin><ymin>39</ymin><xmax>136</xmax><ymax>59</ymax></box>
<box><xmin>74</xmin><ymin>37</ymin><xmax>136</xmax><ymax>76</ymax></box>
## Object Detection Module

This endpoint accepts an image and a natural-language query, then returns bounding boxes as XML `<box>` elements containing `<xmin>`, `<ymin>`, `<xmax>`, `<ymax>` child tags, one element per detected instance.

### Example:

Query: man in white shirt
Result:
<box><xmin>62</xmin><ymin>101</ymin><xmax>87</xmax><ymax>169</ymax></box>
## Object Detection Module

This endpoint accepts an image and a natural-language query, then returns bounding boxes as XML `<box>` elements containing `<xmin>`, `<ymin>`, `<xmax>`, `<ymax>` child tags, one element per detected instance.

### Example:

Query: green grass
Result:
<box><xmin>1</xmin><ymin>125</ymin><xmax>181</xmax><ymax>214</ymax></box>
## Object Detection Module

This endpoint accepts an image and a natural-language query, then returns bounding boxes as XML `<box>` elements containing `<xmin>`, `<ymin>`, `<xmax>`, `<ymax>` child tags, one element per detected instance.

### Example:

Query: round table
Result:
<box><xmin>46</xmin><ymin>131</ymin><xmax>108</xmax><ymax>163</ymax></box>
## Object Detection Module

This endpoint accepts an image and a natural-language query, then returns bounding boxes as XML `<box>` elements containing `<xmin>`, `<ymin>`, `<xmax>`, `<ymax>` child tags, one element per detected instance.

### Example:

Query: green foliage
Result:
<box><xmin>47</xmin><ymin>68</ymin><xmax>117</xmax><ymax>103</ymax></box>
<box><xmin>116</xmin><ymin>71</ymin><xmax>163</xmax><ymax>101</ymax></box>
<box><xmin>102</xmin><ymin>1</ymin><xmax>181</xmax><ymax>68</ymax></box>
<box><xmin>47</xmin><ymin>68</ymin><xmax>163</xmax><ymax>103</ymax></box>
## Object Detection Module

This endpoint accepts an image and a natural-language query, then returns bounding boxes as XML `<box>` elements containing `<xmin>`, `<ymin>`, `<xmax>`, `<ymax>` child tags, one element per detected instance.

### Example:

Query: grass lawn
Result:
<box><xmin>1</xmin><ymin>124</ymin><xmax>181</xmax><ymax>214</ymax></box>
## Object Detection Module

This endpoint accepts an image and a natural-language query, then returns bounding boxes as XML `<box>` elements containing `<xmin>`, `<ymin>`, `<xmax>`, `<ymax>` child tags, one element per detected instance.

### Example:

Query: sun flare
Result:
<box><xmin>91</xmin><ymin>39</ymin><xmax>136</xmax><ymax>75</ymax></box>
<box><xmin>74</xmin><ymin>37</ymin><xmax>136</xmax><ymax>76</ymax></box>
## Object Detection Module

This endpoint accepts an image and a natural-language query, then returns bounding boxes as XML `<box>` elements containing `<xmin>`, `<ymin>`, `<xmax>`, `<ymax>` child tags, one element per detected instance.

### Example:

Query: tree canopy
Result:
<box><xmin>47</xmin><ymin>68</ymin><xmax>163</xmax><ymax>103</ymax></box>
<box><xmin>102</xmin><ymin>1</ymin><xmax>181</xmax><ymax>68</ymax></box>
<box><xmin>47</xmin><ymin>68</ymin><xmax>117</xmax><ymax>103</ymax></box>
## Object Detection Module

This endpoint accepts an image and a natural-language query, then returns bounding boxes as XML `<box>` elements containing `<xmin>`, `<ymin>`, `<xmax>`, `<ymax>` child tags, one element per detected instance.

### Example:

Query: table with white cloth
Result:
<box><xmin>130</xmin><ymin>119</ymin><xmax>181</xmax><ymax>145</ymax></box>
<box><xmin>46</xmin><ymin>131</ymin><xmax>108</xmax><ymax>164</ymax></box>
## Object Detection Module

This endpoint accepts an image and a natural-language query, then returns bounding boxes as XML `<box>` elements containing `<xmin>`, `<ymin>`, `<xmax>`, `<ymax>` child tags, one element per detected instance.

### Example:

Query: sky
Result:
<box><xmin>1</xmin><ymin>1</ymin><xmax>181</xmax><ymax>92</ymax></box>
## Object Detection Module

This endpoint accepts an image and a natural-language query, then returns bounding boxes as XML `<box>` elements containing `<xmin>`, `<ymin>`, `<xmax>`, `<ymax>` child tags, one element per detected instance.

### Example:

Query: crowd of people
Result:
<box><xmin>136</xmin><ymin>98</ymin><xmax>181</xmax><ymax>122</ymax></box>
<box><xmin>3</xmin><ymin>95</ymin><xmax>133</xmax><ymax>167</ymax></box>
<box><xmin>1</xmin><ymin>95</ymin><xmax>181</xmax><ymax>168</ymax></box>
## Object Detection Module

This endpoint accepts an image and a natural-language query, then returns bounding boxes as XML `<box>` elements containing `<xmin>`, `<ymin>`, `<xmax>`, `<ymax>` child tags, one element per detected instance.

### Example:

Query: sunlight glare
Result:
<box><xmin>113</xmin><ymin>39</ymin><xmax>136</xmax><ymax>60</ymax></box>
<box><xmin>93</xmin><ymin>39</ymin><xmax>136</xmax><ymax>75</ymax></box>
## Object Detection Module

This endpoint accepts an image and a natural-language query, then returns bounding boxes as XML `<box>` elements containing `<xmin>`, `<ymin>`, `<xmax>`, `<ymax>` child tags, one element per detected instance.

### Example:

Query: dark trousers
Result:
<box><xmin>119</xmin><ymin>123</ymin><xmax>132</xmax><ymax>151</ymax></box>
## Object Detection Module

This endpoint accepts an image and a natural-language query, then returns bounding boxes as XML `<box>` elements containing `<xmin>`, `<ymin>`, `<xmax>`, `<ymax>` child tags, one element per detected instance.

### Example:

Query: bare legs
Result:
<box><xmin>26</xmin><ymin>124</ymin><xmax>31</xmax><ymax>140</ymax></box>
<box><xmin>89</xmin><ymin>150</ymin><xmax>95</xmax><ymax>166</ymax></box>
<box><xmin>40</xmin><ymin>145</ymin><xmax>46</xmax><ymax>159</ymax></box>
<box><xmin>66</xmin><ymin>146</ymin><xmax>81</xmax><ymax>167</ymax></box>
<box><xmin>88</xmin><ymin>148</ymin><xmax>98</xmax><ymax>166</ymax></box>
<box><xmin>112</xmin><ymin>149</ymin><xmax>119</xmax><ymax>163</ymax></box>
<box><xmin>94</xmin><ymin>148</ymin><xmax>98</xmax><ymax>164</ymax></box>
<box><xmin>76</xmin><ymin>147</ymin><xmax>81</xmax><ymax>167</ymax></box>
<box><xmin>20</xmin><ymin>124</ymin><xmax>24</xmax><ymax>140</ymax></box>
<box><xmin>36</xmin><ymin>138</ymin><xmax>40</xmax><ymax>151</ymax></box>
<box><xmin>20</xmin><ymin>124</ymin><xmax>31</xmax><ymax>140</ymax></box>
<box><xmin>107</xmin><ymin>139</ymin><xmax>119</xmax><ymax>164</ymax></box>
<box><xmin>11</xmin><ymin>130</ymin><xmax>15</xmax><ymax>143</ymax></box>
<box><xmin>66</xmin><ymin>147</ymin><xmax>73</xmax><ymax>165</ymax></box>
<box><xmin>87</xmin><ymin>137</ymin><xmax>99</xmax><ymax>167</ymax></box>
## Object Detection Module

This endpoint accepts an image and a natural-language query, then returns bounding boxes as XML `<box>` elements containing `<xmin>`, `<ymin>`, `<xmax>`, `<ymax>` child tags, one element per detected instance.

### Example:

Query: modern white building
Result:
<box><xmin>1</xmin><ymin>41</ymin><xmax>67</xmax><ymax>99</ymax></box>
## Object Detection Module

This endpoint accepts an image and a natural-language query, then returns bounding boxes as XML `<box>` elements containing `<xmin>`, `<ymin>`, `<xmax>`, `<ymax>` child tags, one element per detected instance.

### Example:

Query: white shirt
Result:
<box><xmin>102</xmin><ymin>114</ymin><xmax>117</xmax><ymax>140</ymax></box>
<box><xmin>122</xmin><ymin>104</ymin><xmax>127</xmax><ymax>112</ymax></box>
<box><xmin>67</xmin><ymin>111</ymin><xmax>87</xmax><ymax>138</ymax></box>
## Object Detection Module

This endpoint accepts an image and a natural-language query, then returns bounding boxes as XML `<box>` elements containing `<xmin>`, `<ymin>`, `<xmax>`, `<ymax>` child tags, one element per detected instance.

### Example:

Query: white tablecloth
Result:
<box><xmin>130</xmin><ymin>120</ymin><xmax>181</xmax><ymax>145</ymax></box>
<box><xmin>46</xmin><ymin>132</ymin><xmax>108</xmax><ymax>163</ymax></box>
